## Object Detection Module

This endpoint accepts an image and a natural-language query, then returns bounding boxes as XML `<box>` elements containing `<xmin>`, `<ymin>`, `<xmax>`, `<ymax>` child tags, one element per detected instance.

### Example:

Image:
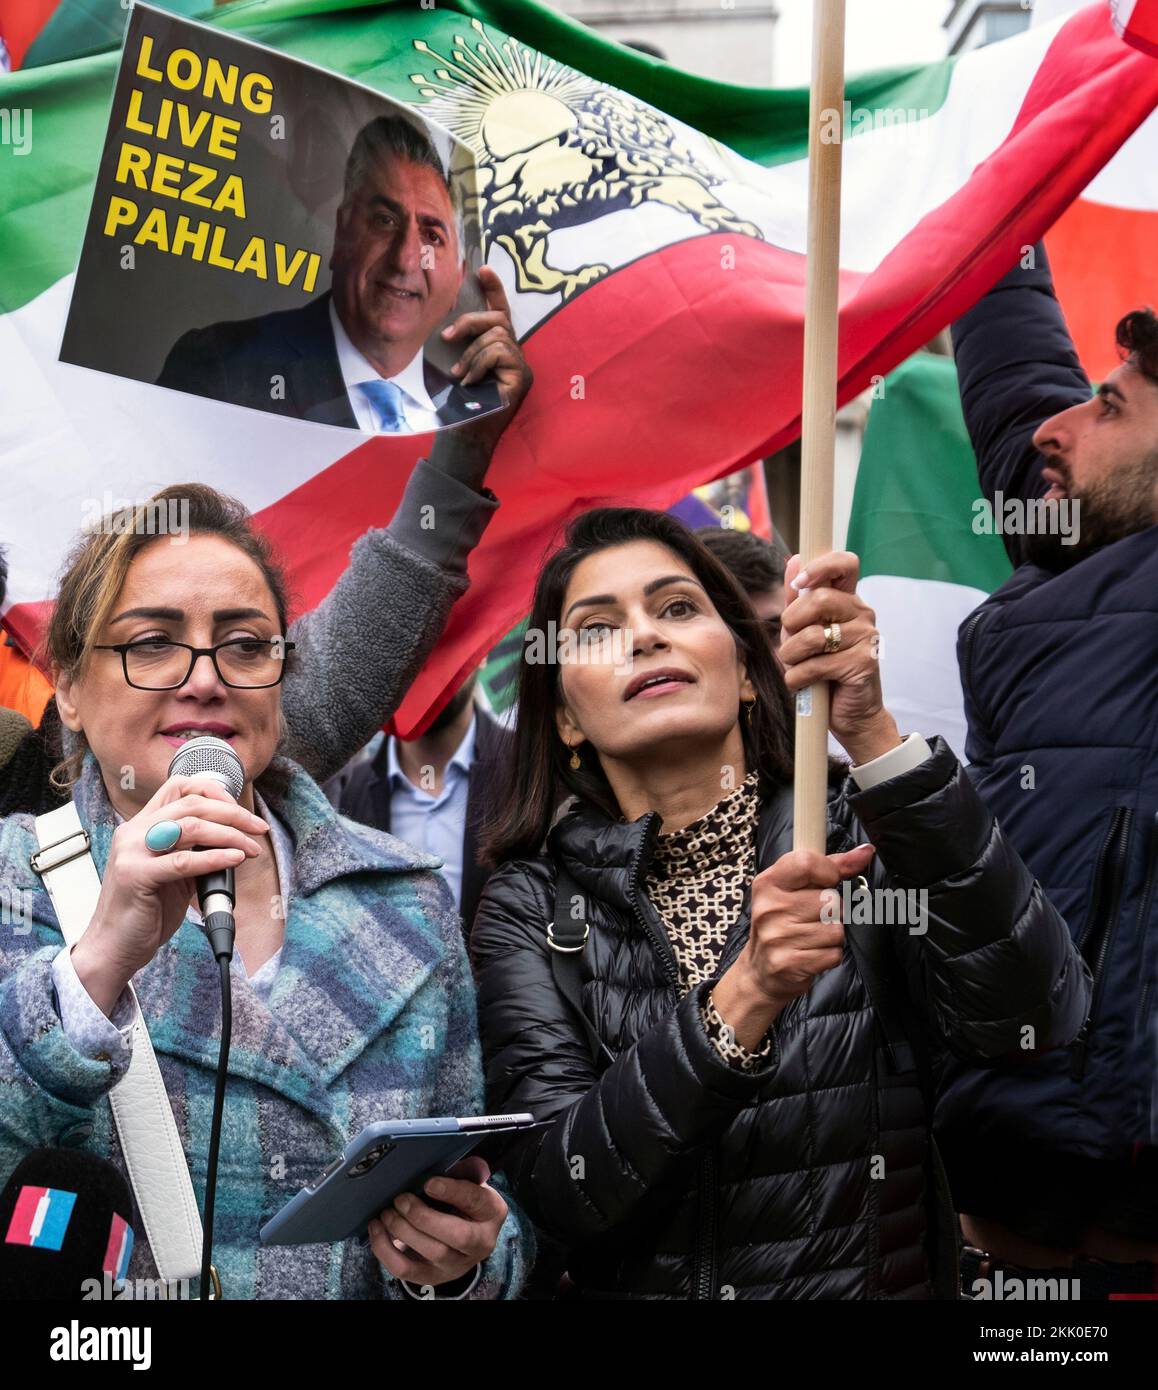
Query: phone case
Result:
<box><xmin>258</xmin><ymin>1116</ymin><xmax>533</xmax><ymax>1247</ymax></box>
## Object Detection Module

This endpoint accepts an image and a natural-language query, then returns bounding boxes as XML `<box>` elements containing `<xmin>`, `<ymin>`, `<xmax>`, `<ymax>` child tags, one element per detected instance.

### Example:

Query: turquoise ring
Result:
<box><xmin>144</xmin><ymin>819</ymin><xmax>182</xmax><ymax>853</ymax></box>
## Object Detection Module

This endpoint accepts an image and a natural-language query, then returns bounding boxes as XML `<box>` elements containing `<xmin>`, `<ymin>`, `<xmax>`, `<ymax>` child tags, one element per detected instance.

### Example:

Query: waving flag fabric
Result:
<box><xmin>2</xmin><ymin>0</ymin><xmax>1157</xmax><ymax>734</ymax></box>
<box><xmin>0</xmin><ymin>0</ymin><xmax>62</xmax><ymax>70</ymax></box>
<box><xmin>1035</xmin><ymin>0</ymin><xmax>1158</xmax><ymax>379</ymax></box>
<box><xmin>847</xmin><ymin>0</ymin><xmax>1158</xmax><ymax>766</ymax></box>
<box><xmin>846</xmin><ymin>354</ymin><xmax>1011</xmax><ymax>763</ymax></box>
<box><xmin>3</xmin><ymin>2</ymin><xmax>205</xmax><ymax>72</ymax></box>
<box><xmin>1110</xmin><ymin>0</ymin><xmax>1158</xmax><ymax>54</ymax></box>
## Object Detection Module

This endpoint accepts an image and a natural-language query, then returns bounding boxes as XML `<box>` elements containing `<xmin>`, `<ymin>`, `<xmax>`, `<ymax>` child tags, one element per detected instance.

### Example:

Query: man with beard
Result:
<box><xmin>333</xmin><ymin>671</ymin><xmax>510</xmax><ymax>939</ymax></box>
<box><xmin>936</xmin><ymin>242</ymin><xmax>1158</xmax><ymax>1298</ymax></box>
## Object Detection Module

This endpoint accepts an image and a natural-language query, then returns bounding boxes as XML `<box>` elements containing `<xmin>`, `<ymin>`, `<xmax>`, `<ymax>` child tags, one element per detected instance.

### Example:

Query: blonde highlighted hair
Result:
<box><xmin>46</xmin><ymin>484</ymin><xmax>293</xmax><ymax>790</ymax></box>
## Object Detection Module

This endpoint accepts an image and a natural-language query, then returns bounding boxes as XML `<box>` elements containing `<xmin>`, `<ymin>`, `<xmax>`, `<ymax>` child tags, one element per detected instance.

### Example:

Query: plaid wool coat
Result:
<box><xmin>0</xmin><ymin>754</ymin><xmax>529</xmax><ymax>1299</ymax></box>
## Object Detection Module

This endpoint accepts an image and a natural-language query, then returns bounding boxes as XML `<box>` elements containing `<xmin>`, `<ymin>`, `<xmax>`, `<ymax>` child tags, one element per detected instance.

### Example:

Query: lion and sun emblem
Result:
<box><xmin>409</xmin><ymin>19</ymin><xmax>763</xmax><ymax>300</ymax></box>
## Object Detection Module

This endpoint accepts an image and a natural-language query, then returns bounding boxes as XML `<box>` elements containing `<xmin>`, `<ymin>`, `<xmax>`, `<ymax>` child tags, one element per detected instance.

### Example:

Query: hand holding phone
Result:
<box><xmin>258</xmin><ymin>1113</ymin><xmax>539</xmax><ymax>1255</ymax></box>
<box><xmin>368</xmin><ymin>1154</ymin><xmax>507</xmax><ymax>1291</ymax></box>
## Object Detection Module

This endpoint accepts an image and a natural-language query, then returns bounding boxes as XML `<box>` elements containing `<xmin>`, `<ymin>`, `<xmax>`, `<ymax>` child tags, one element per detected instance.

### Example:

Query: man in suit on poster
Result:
<box><xmin>158</xmin><ymin>113</ymin><xmax>502</xmax><ymax>431</ymax></box>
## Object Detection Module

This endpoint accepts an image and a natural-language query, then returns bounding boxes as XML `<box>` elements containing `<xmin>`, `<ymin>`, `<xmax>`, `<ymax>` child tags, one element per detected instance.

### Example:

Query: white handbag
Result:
<box><xmin>32</xmin><ymin>801</ymin><xmax>207</xmax><ymax>1286</ymax></box>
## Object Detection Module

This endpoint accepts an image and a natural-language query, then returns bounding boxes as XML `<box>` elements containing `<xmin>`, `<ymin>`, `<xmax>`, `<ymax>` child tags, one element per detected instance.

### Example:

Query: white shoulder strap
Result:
<box><xmin>33</xmin><ymin>801</ymin><xmax>204</xmax><ymax>1284</ymax></box>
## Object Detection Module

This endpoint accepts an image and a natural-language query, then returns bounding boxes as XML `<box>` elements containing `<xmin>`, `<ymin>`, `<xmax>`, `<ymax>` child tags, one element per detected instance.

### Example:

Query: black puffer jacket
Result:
<box><xmin>472</xmin><ymin>739</ymin><xmax>1090</xmax><ymax>1299</ymax></box>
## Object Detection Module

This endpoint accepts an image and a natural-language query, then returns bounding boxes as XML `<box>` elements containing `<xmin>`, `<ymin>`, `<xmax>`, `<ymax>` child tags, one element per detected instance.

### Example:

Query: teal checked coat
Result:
<box><xmin>0</xmin><ymin>755</ymin><xmax>530</xmax><ymax>1299</ymax></box>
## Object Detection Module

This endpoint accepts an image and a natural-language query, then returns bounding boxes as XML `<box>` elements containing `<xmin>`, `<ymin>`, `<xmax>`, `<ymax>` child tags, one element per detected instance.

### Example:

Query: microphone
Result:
<box><xmin>0</xmin><ymin>1149</ymin><xmax>136</xmax><ymax>1300</ymax></box>
<box><xmin>167</xmin><ymin>734</ymin><xmax>246</xmax><ymax>962</ymax></box>
<box><xmin>165</xmin><ymin>734</ymin><xmax>243</xmax><ymax>1298</ymax></box>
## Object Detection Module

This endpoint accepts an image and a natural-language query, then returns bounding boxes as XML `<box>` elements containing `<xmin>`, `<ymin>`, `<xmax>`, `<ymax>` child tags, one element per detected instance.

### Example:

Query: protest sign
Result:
<box><xmin>60</xmin><ymin>3</ymin><xmax>500</xmax><ymax>434</ymax></box>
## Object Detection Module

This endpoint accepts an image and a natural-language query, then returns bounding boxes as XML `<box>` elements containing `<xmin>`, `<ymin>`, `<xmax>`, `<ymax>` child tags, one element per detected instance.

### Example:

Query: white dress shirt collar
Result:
<box><xmin>386</xmin><ymin>711</ymin><xmax>478</xmax><ymax>795</ymax></box>
<box><xmin>327</xmin><ymin>298</ymin><xmax>438</xmax><ymax>433</ymax></box>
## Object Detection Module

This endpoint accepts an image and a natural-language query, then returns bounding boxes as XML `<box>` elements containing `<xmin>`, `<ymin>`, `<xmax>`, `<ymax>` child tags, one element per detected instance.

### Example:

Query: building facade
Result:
<box><xmin>554</xmin><ymin>0</ymin><xmax>780</xmax><ymax>86</ymax></box>
<box><xmin>943</xmin><ymin>0</ymin><xmax>1033</xmax><ymax>55</ymax></box>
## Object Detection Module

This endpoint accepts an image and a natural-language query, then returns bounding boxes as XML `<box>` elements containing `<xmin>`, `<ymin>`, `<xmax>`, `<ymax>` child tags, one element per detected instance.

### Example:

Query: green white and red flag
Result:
<box><xmin>2</xmin><ymin>0</ymin><xmax>1156</xmax><ymax>733</ymax></box>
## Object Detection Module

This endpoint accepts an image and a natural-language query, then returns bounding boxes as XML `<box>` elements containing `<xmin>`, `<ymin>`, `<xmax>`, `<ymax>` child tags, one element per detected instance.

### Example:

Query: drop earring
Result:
<box><xmin>569</xmin><ymin>744</ymin><xmax>582</xmax><ymax>771</ymax></box>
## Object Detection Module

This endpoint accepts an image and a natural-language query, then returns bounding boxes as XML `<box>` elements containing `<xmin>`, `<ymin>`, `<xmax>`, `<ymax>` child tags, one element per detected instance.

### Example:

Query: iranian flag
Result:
<box><xmin>1039</xmin><ymin>0</ymin><xmax>1158</xmax><ymax>378</ymax></box>
<box><xmin>846</xmin><ymin>354</ymin><xmax>1012</xmax><ymax>763</ymax></box>
<box><xmin>848</xmin><ymin>0</ymin><xmax>1158</xmax><ymax>765</ymax></box>
<box><xmin>2</xmin><ymin>0</ymin><xmax>1157</xmax><ymax>735</ymax></box>
<box><xmin>1111</xmin><ymin>0</ymin><xmax>1158</xmax><ymax>54</ymax></box>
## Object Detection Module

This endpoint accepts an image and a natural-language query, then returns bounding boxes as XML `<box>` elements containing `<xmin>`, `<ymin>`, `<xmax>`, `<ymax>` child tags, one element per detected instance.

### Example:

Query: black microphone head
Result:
<box><xmin>167</xmin><ymin>734</ymin><xmax>245</xmax><ymax>800</ymax></box>
<box><xmin>0</xmin><ymin>1149</ymin><xmax>136</xmax><ymax>1300</ymax></box>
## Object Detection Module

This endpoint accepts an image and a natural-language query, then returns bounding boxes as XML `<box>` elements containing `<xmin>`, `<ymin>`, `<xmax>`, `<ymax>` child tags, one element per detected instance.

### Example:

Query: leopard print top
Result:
<box><xmin>644</xmin><ymin>771</ymin><xmax>774</xmax><ymax>1070</ymax></box>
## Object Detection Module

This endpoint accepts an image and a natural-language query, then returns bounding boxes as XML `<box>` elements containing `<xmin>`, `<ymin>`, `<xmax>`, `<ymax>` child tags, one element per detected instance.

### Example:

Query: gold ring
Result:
<box><xmin>823</xmin><ymin>621</ymin><xmax>842</xmax><ymax>653</ymax></box>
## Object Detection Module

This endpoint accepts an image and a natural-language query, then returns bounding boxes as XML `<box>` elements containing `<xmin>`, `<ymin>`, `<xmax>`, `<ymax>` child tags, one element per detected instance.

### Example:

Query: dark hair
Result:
<box><xmin>695</xmin><ymin>526</ymin><xmax>790</xmax><ymax>595</ymax></box>
<box><xmin>0</xmin><ymin>544</ymin><xmax>7</xmax><ymax>609</ymax></box>
<box><xmin>343</xmin><ymin>114</ymin><xmax>450</xmax><ymax>204</ymax></box>
<box><xmin>1116</xmin><ymin>307</ymin><xmax>1158</xmax><ymax>386</ymax></box>
<box><xmin>478</xmin><ymin>507</ymin><xmax>795</xmax><ymax>866</ymax></box>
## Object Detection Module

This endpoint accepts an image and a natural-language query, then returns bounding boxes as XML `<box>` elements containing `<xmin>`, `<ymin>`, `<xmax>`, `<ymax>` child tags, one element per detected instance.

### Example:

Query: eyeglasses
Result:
<box><xmin>92</xmin><ymin>638</ymin><xmax>297</xmax><ymax>690</ymax></box>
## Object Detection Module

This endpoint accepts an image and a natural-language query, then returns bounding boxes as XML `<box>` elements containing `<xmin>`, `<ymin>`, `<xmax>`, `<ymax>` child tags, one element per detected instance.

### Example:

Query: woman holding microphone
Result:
<box><xmin>472</xmin><ymin>506</ymin><xmax>1089</xmax><ymax>1300</ymax></box>
<box><xmin>0</xmin><ymin>483</ymin><xmax>527</xmax><ymax>1299</ymax></box>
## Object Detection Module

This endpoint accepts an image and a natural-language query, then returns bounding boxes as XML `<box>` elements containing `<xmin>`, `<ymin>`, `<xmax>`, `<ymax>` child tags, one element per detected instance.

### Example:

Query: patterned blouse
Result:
<box><xmin>644</xmin><ymin>771</ymin><xmax>775</xmax><ymax>1070</ymax></box>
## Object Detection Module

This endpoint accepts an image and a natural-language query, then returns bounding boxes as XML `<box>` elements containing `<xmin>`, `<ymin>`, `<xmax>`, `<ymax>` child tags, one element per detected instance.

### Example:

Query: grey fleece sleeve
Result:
<box><xmin>280</xmin><ymin>455</ymin><xmax>498</xmax><ymax>782</ymax></box>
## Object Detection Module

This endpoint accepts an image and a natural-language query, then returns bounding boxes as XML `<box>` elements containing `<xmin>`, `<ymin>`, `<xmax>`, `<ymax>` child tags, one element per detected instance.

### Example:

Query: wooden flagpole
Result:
<box><xmin>793</xmin><ymin>0</ymin><xmax>847</xmax><ymax>854</ymax></box>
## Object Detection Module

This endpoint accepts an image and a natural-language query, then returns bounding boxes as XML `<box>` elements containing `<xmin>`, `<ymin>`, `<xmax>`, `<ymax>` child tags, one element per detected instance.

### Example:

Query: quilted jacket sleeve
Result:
<box><xmin>471</xmin><ymin>859</ymin><xmax>780</xmax><ymax>1245</ymax></box>
<box><xmin>846</xmin><ymin>736</ymin><xmax>1091</xmax><ymax>1061</ymax></box>
<box><xmin>950</xmin><ymin>241</ymin><xmax>1091</xmax><ymax>567</ymax></box>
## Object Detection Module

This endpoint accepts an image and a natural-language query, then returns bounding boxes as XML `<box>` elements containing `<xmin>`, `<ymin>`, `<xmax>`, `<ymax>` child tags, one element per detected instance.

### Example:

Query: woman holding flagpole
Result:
<box><xmin>471</xmin><ymin>505</ymin><xmax>1089</xmax><ymax>1299</ymax></box>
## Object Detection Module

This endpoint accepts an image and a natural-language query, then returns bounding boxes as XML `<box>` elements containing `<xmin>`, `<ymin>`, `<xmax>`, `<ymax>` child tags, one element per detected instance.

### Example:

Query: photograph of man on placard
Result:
<box><xmin>158</xmin><ymin>112</ymin><xmax>500</xmax><ymax>432</ymax></box>
<box><xmin>59</xmin><ymin>6</ymin><xmax>505</xmax><ymax>436</ymax></box>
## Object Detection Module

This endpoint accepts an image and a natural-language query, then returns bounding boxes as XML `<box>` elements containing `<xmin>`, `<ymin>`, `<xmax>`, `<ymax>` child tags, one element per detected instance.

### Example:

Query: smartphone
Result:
<box><xmin>258</xmin><ymin>1113</ymin><xmax>539</xmax><ymax>1247</ymax></box>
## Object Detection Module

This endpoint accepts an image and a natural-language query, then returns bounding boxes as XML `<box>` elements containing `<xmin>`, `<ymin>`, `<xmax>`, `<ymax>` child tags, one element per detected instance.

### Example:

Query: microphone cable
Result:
<box><xmin>201</xmin><ymin>953</ymin><xmax>232</xmax><ymax>1301</ymax></box>
<box><xmin>164</xmin><ymin>734</ymin><xmax>245</xmax><ymax>1302</ymax></box>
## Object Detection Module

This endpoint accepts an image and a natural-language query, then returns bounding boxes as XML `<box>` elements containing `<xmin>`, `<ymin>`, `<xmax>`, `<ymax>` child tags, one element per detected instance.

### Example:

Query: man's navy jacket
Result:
<box><xmin>937</xmin><ymin>246</ymin><xmax>1158</xmax><ymax>1245</ymax></box>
